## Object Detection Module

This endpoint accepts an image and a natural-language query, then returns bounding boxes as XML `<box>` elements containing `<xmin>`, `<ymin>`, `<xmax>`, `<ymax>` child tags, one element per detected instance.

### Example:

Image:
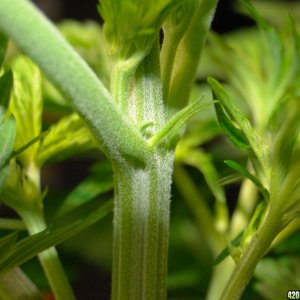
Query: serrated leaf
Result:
<box><xmin>37</xmin><ymin>113</ymin><xmax>95</xmax><ymax>166</ymax></box>
<box><xmin>149</xmin><ymin>99</ymin><xmax>214</xmax><ymax>148</ymax></box>
<box><xmin>208</xmin><ymin>77</ymin><xmax>270</xmax><ymax>178</ymax></box>
<box><xmin>0</xmin><ymin>116</ymin><xmax>16</xmax><ymax>168</ymax></box>
<box><xmin>0</xmin><ymin>231</ymin><xmax>18</xmax><ymax>262</ymax></box>
<box><xmin>0</xmin><ymin>31</ymin><xmax>7</xmax><ymax>67</ymax></box>
<box><xmin>214</xmin><ymin>230</ymin><xmax>243</xmax><ymax>265</ymax></box>
<box><xmin>0</xmin><ymin>199</ymin><xmax>113</xmax><ymax>275</ymax></box>
<box><xmin>0</xmin><ymin>70</ymin><xmax>13</xmax><ymax>110</ymax></box>
<box><xmin>224</xmin><ymin>160</ymin><xmax>269</xmax><ymax>200</ymax></box>
<box><xmin>10</xmin><ymin>56</ymin><xmax>42</xmax><ymax>166</ymax></box>
<box><xmin>58</xmin><ymin>161</ymin><xmax>113</xmax><ymax>216</ymax></box>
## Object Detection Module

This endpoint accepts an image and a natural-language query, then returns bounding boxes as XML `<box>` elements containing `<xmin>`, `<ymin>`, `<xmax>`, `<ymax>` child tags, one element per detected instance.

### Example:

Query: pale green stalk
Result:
<box><xmin>165</xmin><ymin>0</ymin><xmax>218</xmax><ymax>112</ymax></box>
<box><xmin>19</xmin><ymin>206</ymin><xmax>76</xmax><ymax>300</ymax></box>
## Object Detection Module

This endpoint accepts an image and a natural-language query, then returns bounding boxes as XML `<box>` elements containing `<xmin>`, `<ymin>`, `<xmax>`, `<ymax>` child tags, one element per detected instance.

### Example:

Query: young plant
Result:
<box><xmin>0</xmin><ymin>0</ymin><xmax>218</xmax><ymax>299</ymax></box>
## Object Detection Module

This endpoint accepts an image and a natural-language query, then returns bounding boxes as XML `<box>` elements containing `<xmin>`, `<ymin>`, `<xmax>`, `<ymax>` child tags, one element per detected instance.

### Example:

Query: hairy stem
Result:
<box><xmin>112</xmin><ymin>150</ymin><xmax>174</xmax><ymax>300</ymax></box>
<box><xmin>0</xmin><ymin>0</ymin><xmax>147</xmax><ymax>162</ymax></box>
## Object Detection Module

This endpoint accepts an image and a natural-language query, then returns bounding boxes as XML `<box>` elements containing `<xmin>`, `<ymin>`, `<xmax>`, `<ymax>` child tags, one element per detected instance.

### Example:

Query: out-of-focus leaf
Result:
<box><xmin>254</xmin><ymin>257</ymin><xmax>300</xmax><ymax>300</ymax></box>
<box><xmin>240</xmin><ymin>1</ymin><xmax>300</xmax><ymax>28</ymax></box>
<box><xmin>10</xmin><ymin>56</ymin><xmax>42</xmax><ymax>166</ymax></box>
<box><xmin>0</xmin><ymin>70</ymin><xmax>13</xmax><ymax>111</ymax></box>
<box><xmin>178</xmin><ymin>119</ymin><xmax>221</xmax><ymax>151</ymax></box>
<box><xmin>224</xmin><ymin>160</ymin><xmax>269</xmax><ymax>200</ymax></box>
<box><xmin>183</xmin><ymin>149</ymin><xmax>228</xmax><ymax>231</ymax></box>
<box><xmin>58</xmin><ymin>161</ymin><xmax>113</xmax><ymax>216</ymax></box>
<box><xmin>0</xmin><ymin>199</ymin><xmax>113</xmax><ymax>275</ymax></box>
<box><xmin>185</xmin><ymin>150</ymin><xmax>226</xmax><ymax>203</ymax></box>
<box><xmin>0</xmin><ymin>231</ymin><xmax>18</xmax><ymax>262</ymax></box>
<box><xmin>0</xmin><ymin>31</ymin><xmax>7</xmax><ymax>67</ymax></box>
<box><xmin>0</xmin><ymin>268</ymin><xmax>43</xmax><ymax>300</ymax></box>
<box><xmin>0</xmin><ymin>116</ymin><xmax>16</xmax><ymax>168</ymax></box>
<box><xmin>0</xmin><ymin>163</ymin><xmax>9</xmax><ymax>192</ymax></box>
<box><xmin>37</xmin><ymin>113</ymin><xmax>95</xmax><ymax>166</ymax></box>
<box><xmin>1</xmin><ymin>159</ymin><xmax>41</xmax><ymax>209</ymax></box>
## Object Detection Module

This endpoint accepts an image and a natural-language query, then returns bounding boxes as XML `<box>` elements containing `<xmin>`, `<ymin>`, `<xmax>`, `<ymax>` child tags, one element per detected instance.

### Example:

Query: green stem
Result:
<box><xmin>20</xmin><ymin>208</ymin><xmax>76</xmax><ymax>300</ymax></box>
<box><xmin>0</xmin><ymin>0</ymin><xmax>147</xmax><ymax>163</ymax></box>
<box><xmin>112</xmin><ymin>150</ymin><xmax>174</xmax><ymax>300</ymax></box>
<box><xmin>220</xmin><ymin>207</ymin><xmax>281</xmax><ymax>300</ymax></box>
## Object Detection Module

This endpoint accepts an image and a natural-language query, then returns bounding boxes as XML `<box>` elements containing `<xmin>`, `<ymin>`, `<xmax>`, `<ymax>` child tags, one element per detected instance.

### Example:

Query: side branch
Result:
<box><xmin>0</xmin><ymin>0</ymin><xmax>148</xmax><ymax>162</ymax></box>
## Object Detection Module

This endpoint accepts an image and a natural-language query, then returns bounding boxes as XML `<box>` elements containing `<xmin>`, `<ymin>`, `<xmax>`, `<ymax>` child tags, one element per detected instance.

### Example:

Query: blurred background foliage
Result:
<box><xmin>0</xmin><ymin>0</ymin><xmax>300</xmax><ymax>299</ymax></box>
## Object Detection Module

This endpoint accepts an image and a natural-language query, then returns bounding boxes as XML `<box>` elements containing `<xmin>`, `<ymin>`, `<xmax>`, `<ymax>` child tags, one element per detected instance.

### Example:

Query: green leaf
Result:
<box><xmin>214</xmin><ymin>102</ymin><xmax>249</xmax><ymax>151</ymax></box>
<box><xmin>149</xmin><ymin>99</ymin><xmax>213</xmax><ymax>148</ymax></box>
<box><xmin>224</xmin><ymin>160</ymin><xmax>269</xmax><ymax>200</ymax></box>
<box><xmin>99</xmin><ymin>0</ymin><xmax>186</xmax><ymax>59</ymax></box>
<box><xmin>0</xmin><ymin>199</ymin><xmax>113</xmax><ymax>275</ymax></box>
<box><xmin>0</xmin><ymin>116</ymin><xmax>16</xmax><ymax>168</ymax></box>
<box><xmin>10</xmin><ymin>56</ymin><xmax>42</xmax><ymax>166</ymax></box>
<box><xmin>214</xmin><ymin>231</ymin><xmax>243</xmax><ymax>265</ymax></box>
<box><xmin>0</xmin><ymin>31</ymin><xmax>7</xmax><ymax>67</ymax></box>
<box><xmin>208</xmin><ymin>77</ymin><xmax>270</xmax><ymax>178</ymax></box>
<box><xmin>0</xmin><ymin>231</ymin><xmax>18</xmax><ymax>262</ymax></box>
<box><xmin>0</xmin><ymin>70</ymin><xmax>13</xmax><ymax>110</ymax></box>
<box><xmin>58</xmin><ymin>161</ymin><xmax>113</xmax><ymax>216</ymax></box>
<box><xmin>37</xmin><ymin>113</ymin><xmax>95</xmax><ymax>166</ymax></box>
